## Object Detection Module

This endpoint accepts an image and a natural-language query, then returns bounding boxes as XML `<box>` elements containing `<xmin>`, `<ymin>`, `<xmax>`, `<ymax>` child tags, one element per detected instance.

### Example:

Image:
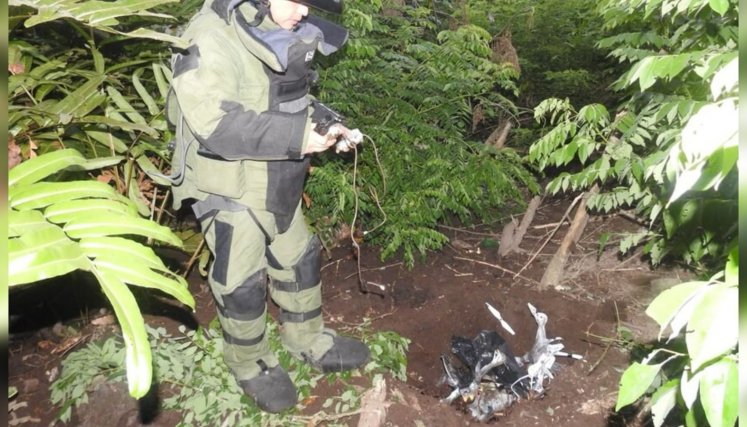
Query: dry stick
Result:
<box><xmin>586</xmin><ymin>301</ymin><xmax>621</xmax><ymax>375</ymax></box>
<box><xmin>453</xmin><ymin>256</ymin><xmax>541</xmax><ymax>286</ymax></box>
<box><xmin>540</xmin><ymin>185</ymin><xmax>599</xmax><ymax>289</ymax></box>
<box><xmin>437</xmin><ymin>224</ymin><xmax>499</xmax><ymax>237</ymax></box>
<box><xmin>182</xmin><ymin>237</ymin><xmax>206</xmax><ymax>278</ymax></box>
<box><xmin>513</xmin><ymin>192</ymin><xmax>584</xmax><ymax>280</ymax></box>
<box><xmin>343</xmin><ymin>262</ymin><xmax>404</xmax><ymax>280</ymax></box>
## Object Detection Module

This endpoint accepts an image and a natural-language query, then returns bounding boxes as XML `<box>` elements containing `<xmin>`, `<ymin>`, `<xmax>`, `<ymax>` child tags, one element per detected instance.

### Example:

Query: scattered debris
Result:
<box><xmin>357</xmin><ymin>376</ymin><xmax>388</xmax><ymax>427</ymax></box>
<box><xmin>440</xmin><ymin>302</ymin><xmax>584</xmax><ymax>421</ymax></box>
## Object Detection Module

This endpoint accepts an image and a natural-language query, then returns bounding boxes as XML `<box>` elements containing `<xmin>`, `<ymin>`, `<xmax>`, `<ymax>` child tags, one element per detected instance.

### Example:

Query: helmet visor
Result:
<box><xmin>298</xmin><ymin>0</ymin><xmax>342</xmax><ymax>14</ymax></box>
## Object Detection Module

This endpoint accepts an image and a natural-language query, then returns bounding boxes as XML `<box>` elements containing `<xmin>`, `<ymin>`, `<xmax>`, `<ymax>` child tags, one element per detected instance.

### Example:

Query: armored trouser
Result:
<box><xmin>196</xmin><ymin>200</ymin><xmax>335</xmax><ymax>381</ymax></box>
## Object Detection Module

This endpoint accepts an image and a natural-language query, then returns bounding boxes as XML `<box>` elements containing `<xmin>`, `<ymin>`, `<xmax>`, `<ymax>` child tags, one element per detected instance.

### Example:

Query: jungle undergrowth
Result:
<box><xmin>50</xmin><ymin>318</ymin><xmax>409</xmax><ymax>426</ymax></box>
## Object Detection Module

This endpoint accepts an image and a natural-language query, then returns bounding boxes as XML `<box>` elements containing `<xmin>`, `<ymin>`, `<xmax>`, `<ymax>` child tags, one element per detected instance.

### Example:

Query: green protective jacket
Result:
<box><xmin>169</xmin><ymin>0</ymin><xmax>346</xmax><ymax>230</ymax></box>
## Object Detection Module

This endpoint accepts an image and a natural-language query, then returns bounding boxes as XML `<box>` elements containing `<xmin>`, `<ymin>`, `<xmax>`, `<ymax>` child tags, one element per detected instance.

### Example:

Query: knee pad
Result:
<box><xmin>219</xmin><ymin>269</ymin><xmax>267</xmax><ymax>321</ymax></box>
<box><xmin>293</xmin><ymin>235</ymin><xmax>322</xmax><ymax>289</ymax></box>
<box><xmin>273</xmin><ymin>235</ymin><xmax>322</xmax><ymax>293</ymax></box>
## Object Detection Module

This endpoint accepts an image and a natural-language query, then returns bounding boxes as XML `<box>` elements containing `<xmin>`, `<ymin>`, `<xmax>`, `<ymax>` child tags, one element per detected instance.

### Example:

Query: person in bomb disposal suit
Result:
<box><xmin>168</xmin><ymin>0</ymin><xmax>369</xmax><ymax>413</ymax></box>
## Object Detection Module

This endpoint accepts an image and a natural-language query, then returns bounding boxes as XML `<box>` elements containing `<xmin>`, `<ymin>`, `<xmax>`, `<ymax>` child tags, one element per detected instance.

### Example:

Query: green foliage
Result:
<box><xmin>9</xmin><ymin>150</ymin><xmax>195</xmax><ymax>399</ymax></box>
<box><xmin>453</xmin><ymin>0</ymin><xmax>619</xmax><ymax>107</ymax></box>
<box><xmin>522</xmin><ymin>0</ymin><xmax>739</xmax><ymax>425</ymax></box>
<box><xmin>50</xmin><ymin>319</ymin><xmax>409</xmax><ymax>425</ymax></box>
<box><xmin>308</xmin><ymin>1</ymin><xmax>538</xmax><ymax>267</ymax></box>
<box><xmin>527</xmin><ymin>0</ymin><xmax>737</xmax><ymax>267</ymax></box>
<box><xmin>9</xmin><ymin>0</ymin><xmax>193</xmax><ymax>399</ymax></box>
<box><xmin>615</xmin><ymin>248</ymin><xmax>738</xmax><ymax>427</ymax></box>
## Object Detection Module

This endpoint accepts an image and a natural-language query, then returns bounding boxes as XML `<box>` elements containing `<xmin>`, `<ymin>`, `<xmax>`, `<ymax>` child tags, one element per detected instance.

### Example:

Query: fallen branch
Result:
<box><xmin>513</xmin><ymin>192</ymin><xmax>585</xmax><ymax>280</ymax></box>
<box><xmin>454</xmin><ymin>256</ymin><xmax>541</xmax><ymax>286</ymax></box>
<box><xmin>540</xmin><ymin>185</ymin><xmax>599</xmax><ymax>289</ymax></box>
<box><xmin>436</xmin><ymin>224</ymin><xmax>498</xmax><ymax>237</ymax></box>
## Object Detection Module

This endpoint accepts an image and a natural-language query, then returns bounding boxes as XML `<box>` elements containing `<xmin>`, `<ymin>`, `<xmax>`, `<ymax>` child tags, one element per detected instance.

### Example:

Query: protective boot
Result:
<box><xmin>238</xmin><ymin>363</ymin><xmax>298</xmax><ymax>413</ymax></box>
<box><xmin>269</xmin><ymin>236</ymin><xmax>371</xmax><ymax>372</ymax></box>
<box><xmin>305</xmin><ymin>329</ymin><xmax>370</xmax><ymax>373</ymax></box>
<box><xmin>213</xmin><ymin>273</ymin><xmax>299</xmax><ymax>412</ymax></box>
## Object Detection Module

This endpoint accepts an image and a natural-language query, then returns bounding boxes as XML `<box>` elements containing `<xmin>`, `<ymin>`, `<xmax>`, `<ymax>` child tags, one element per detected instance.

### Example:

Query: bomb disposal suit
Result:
<box><xmin>169</xmin><ymin>0</ymin><xmax>369</xmax><ymax>413</ymax></box>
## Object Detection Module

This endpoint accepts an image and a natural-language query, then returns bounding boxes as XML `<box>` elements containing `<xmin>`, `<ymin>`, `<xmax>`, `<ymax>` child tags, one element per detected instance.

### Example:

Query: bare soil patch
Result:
<box><xmin>9</xmin><ymin>198</ymin><xmax>688</xmax><ymax>426</ymax></box>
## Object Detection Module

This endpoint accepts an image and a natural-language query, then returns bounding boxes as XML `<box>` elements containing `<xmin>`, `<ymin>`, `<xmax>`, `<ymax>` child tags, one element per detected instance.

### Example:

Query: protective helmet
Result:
<box><xmin>294</xmin><ymin>0</ymin><xmax>343</xmax><ymax>14</ymax></box>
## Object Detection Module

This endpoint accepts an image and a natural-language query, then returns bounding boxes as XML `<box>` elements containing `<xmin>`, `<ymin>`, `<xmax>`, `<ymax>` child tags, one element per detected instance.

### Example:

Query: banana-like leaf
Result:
<box><xmin>132</xmin><ymin>69</ymin><xmax>160</xmax><ymax>116</ymax></box>
<box><xmin>10</xmin><ymin>0</ymin><xmax>177</xmax><ymax>27</ymax></box>
<box><xmin>9</xmin><ymin>209</ymin><xmax>48</xmax><ymax>237</ymax></box>
<box><xmin>135</xmin><ymin>154</ymin><xmax>173</xmax><ymax>186</ymax></box>
<box><xmin>82</xmin><ymin>129</ymin><xmax>130</xmax><ymax>153</ymax></box>
<box><xmin>43</xmin><ymin>75</ymin><xmax>107</xmax><ymax>125</ymax></box>
<box><xmin>9</xmin><ymin>224</ymin><xmax>91</xmax><ymax>285</ymax></box>
<box><xmin>94</xmin><ymin>256</ymin><xmax>195</xmax><ymax>310</ymax></box>
<box><xmin>78</xmin><ymin>236</ymin><xmax>168</xmax><ymax>271</ymax></box>
<box><xmin>63</xmin><ymin>213</ymin><xmax>184</xmax><ymax>248</ymax></box>
<box><xmin>106</xmin><ymin>85</ymin><xmax>148</xmax><ymax>126</ymax></box>
<box><xmin>118</xmin><ymin>28</ymin><xmax>188</xmax><ymax>49</ymax></box>
<box><xmin>80</xmin><ymin>116</ymin><xmax>157</xmax><ymax>138</ymax></box>
<box><xmin>125</xmin><ymin>159</ymin><xmax>153</xmax><ymax>216</ymax></box>
<box><xmin>10</xmin><ymin>180</ymin><xmax>131</xmax><ymax>211</ymax></box>
<box><xmin>9</xmin><ymin>148</ymin><xmax>84</xmax><ymax>187</ymax></box>
<box><xmin>151</xmin><ymin>63</ymin><xmax>171</xmax><ymax>100</ymax></box>
<box><xmin>92</xmin><ymin>268</ymin><xmax>152</xmax><ymax>398</ymax></box>
<box><xmin>44</xmin><ymin>198</ymin><xmax>138</xmax><ymax>224</ymax></box>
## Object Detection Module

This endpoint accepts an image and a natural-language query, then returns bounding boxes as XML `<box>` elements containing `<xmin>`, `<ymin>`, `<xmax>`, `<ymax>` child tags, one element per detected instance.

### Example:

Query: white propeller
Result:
<box><xmin>485</xmin><ymin>302</ymin><xmax>516</xmax><ymax>335</ymax></box>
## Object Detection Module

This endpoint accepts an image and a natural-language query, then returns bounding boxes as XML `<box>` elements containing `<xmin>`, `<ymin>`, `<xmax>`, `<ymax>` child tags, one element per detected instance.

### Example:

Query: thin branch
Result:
<box><xmin>513</xmin><ymin>192</ymin><xmax>584</xmax><ymax>280</ymax></box>
<box><xmin>453</xmin><ymin>256</ymin><xmax>541</xmax><ymax>285</ymax></box>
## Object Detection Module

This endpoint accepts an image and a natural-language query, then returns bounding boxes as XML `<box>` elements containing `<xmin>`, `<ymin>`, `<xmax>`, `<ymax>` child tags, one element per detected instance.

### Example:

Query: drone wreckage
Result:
<box><xmin>439</xmin><ymin>302</ymin><xmax>584</xmax><ymax>422</ymax></box>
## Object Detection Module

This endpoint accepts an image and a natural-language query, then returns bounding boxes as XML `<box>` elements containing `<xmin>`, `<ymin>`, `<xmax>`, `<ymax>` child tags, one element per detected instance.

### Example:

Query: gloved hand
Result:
<box><xmin>328</xmin><ymin>124</ymin><xmax>365</xmax><ymax>153</ymax></box>
<box><xmin>304</xmin><ymin>129</ymin><xmax>338</xmax><ymax>154</ymax></box>
<box><xmin>328</xmin><ymin>124</ymin><xmax>358</xmax><ymax>153</ymax></box>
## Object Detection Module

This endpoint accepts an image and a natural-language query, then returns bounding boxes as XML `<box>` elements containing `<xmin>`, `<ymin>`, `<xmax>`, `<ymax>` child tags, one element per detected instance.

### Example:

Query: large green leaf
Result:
<box><xmin>615</xmin><ymin>361</ymin><xmax>664</xmax><ymax>411</ymax></box>
<box><xmin>10</xmin><ymin>148</ymin><xmax>84</xmax><ymax>187</ymax></box>
<box><xmin>44</xmin><ymin>199</ymin><xmax>138</xmax><ymax>223</ymax></box>
<box><xmin>79</xmin><ymin>116</ymin><xmax>159</xmax><ymax>136</ymax></box>
<box><xmin>40</xmin><ymin>75</ymin><xmax>107</xmax><ymax>125</ymax></box>
<box><xmin>79</xmin><ymin>236</ymin><xmax>168</xmax><ymax>271</ymax></box>
<box><xmin>645</xmin><ymin>280</ymin><xmax>708</xmax><ymax>340</ymax></box>
<box><xmin>132</xmin><ymin>69</ymin><xmax>159</xmax><ymax>116</ymax></box>
<box><xmin>10</xmin><ymin>180</ymin><xmax>130</xmax><ymax>211</ymax></box>
<box><xmin>93</xmin><ymin>256</ymin><xmax>195</xmax><ymax>310</ymax></box>
<box><xmin>82</xmin><ymin>129</ymin><xmax>130</xmax><ymax>153</ymax></box>
<box><xmin>9</xmin><ymin>209</ymin><xmax>48</xmax><ymax>237</ymax></box>
<box><xmin>8</xmin><ymin>224</ymin><xmax>91</xmax><ymax>285</ymax></box>
<box><xmin>118</xmin><ymin>28</ymin><xmax>188</xmax><ymax>49</ymax></box>
<box><xmin>63</xmin><ymin>213</ymin><xmax>183</xmax><ymax>247</ymax></box>
<box><xmin>106</xmin><ymin>85</ymin><xmax>148</xmax><ymax>126</ymax></box>
<box><xmin>92</xmin><ymin>269</ymin><xmax>152</xmax><ymax>398</ymax></box>
<box><xmin>11</xmin><ymin>0</ymin><xmax>176</xmax><ymax>27</ymax></box>
<box><xmin>686</xmin><ymin>284</ymin><xmax>737</xmax><ymax>370</ymax></box>
<box><xmin>650</xmin><ymin>379</ymin><xmax>679</xmax><ymax>427</ymax></box>
<box><xmin>698</xmin><ymin>357</ymin><xmax>738</xmax><ymax>427</ymax></box>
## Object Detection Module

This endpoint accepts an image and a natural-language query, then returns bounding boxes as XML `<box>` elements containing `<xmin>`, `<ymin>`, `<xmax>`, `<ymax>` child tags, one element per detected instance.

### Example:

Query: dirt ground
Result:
<box><xmin>9</xmin><ymin>197</ymin><xmax>689</xmax><ymax>426</ymax></box>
